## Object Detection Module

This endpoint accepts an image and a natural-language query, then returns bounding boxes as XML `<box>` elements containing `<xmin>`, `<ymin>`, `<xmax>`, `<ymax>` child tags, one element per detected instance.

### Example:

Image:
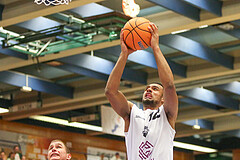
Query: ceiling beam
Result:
<box><xmin>0</xmin><ymin>71</ymin><xmax>73</xmax><ymax>98</ymax></box>
<box><xmin>178</xmin><ymin>88</ymin><xmax>239</xmax><ymax>110</ymax></box>
<box><xmin>176</xmin><ymin>116</ymin><xmax>240</xmax><ymax>138</ymax></box>
<box><xmin>69</xmin><ymin>3</ymin><xmax>113</xmax><ymax>18</ymax></box>
<box><xmin>16</xmin><ymin>17</ymin><xmax>60</xmax><ymax>31</ymax></box>
<box><xmin>146</xmin><ymin>0</ymin><xmax>200</xmax><ymax>21</ymax></box>
<box><xmin>180</xmin><ymin>98</ymin><xmax>218</xmax><ymax>110</ymax></box>
<box><xmin>139</xmin><ymin>6</ymin><xmax>167</xmax><ymax>17</ymax></box>
<box><xmin>0</xmin><ymin>4</ymin><xmax>3</xmax><ymax>20</ymax></box>
<box><xmin>182</xmin><ymin>0</ymin><xmax>222</xmax><ymax>16</ymax></box>
<box><xmin>56</xmin><ymin>64</ymin><xmax>108</xmax><ymax>81</ymax></box>
<box><xmin>147</xmin><ymin>2</ymin><xmax>240</xmax><ymax>36</ymax></box>
<box><xmin>0</xmin><ymin>39</ymin><xmax>120</xmax><ymax>72</ymax></box>
<box><xmin>177</xmin><ymin>107</ymin><xmax>220</xmax><ymax>123</ymax></box>
<box><xmin>213</xmin><ymin>81</ymin><xmax>240</xmax><ymax>95</ymax></box>
<box><xmin>97</xmin><ymin>46</ymin><xmax>187</xmax><ymax>77</ymax></box>
<box><xmin>177</xmin><ymin>106</ymin><xmax>240</xmax><ymax>123</ymax></box>
<box><xmin>160</xmin><ymin>34</ymin><xmax>234</xmax><ymax>69</ymax></box>
<box><xmin>222</xmin><ymin>129</ymin><xmax>240</xmax><ymax>138</ymax></box>
<box><xmin>232</xmin><ymin>20</ymin><xmax>240</xmax><ymax>26</ymax></box>
<box><xmin>222</xmin><ymin>29</ymin><xmax>240</xmax><ymax>39</ymax></box>
<box><xmin>57</xmin><ymin>54</ymin><xmax>148</xmax><ymax>84</ymax></box>
<box><xmin>0</xmin><ymin>48</ymin><xmax>28</xmax><ymax>60</ymax></box>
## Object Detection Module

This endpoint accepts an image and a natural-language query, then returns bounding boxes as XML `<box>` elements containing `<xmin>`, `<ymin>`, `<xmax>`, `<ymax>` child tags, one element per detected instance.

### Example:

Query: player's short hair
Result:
<box><xmin>13</xmin><ymin>145</ymin><xmax>20</xmax><ymax>151</ymax></box>
<box><xmin>49</xmin><ymin>139</ymin><xmax>70</xmax><ymax>154</ymax></box>
<box><xmin>149</xmin><ymin>82</ymin><xmax>163</xmax><ymax>88</ymax></box>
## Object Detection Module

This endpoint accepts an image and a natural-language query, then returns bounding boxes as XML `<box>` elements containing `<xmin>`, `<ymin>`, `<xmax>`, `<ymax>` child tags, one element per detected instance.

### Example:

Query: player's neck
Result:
<box><xmin>143</xmin><ymin>105</ymin><xmax>159</xmax><ymax>110</ymax></box>
<box><xmin>143</xmin><ymin>102</ymin><xmax>163</xmax><ymax>110</ymax></box>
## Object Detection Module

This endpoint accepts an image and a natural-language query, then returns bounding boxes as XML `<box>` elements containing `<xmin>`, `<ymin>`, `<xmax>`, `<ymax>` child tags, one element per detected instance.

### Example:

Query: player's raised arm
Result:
<box><xmin>149</xmin><ymin>23</ymin><xmax>178</xmax><ymax>128</ymax></box>
<box><xmin>105</xmin><ymin>31</ymin><xmax>134</xmax><ymax>128</ymax></box>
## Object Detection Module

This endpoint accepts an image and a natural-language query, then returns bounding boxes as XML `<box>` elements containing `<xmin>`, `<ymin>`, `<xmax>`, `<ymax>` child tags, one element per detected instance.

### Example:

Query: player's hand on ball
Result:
<box><xmin>148</xmin><ymin>22</ymin><xmax>159</xmax><ymax>49</ymax></box>
<box><xmin>120</xmin><ymin>30</ymin><xmax>135</xmax><ymax>55</ymax></box>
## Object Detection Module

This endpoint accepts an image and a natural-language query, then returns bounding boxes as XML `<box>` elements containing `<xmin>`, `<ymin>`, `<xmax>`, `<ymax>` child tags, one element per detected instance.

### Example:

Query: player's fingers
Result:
<box><xmin>149</xmin><ymin>23</ymin><xmax>157</xmax><ymax>34</ymax></box>
<box><xmin>120</xmin><ymin>29</ymin><xmax>124</xmax><ymax>41</ymax></box>
<box><xmin>120</xmin><ymin>29</ymin><xmax>123</xmax><ymax>38</ymax></box>
<box><xmin>153</xmin><ymin>23</ymin><xmax>158</xmax><ymax>29</ymax></box>
<box><xmin>148</xmin><ymin>25</ymin><xmax>153</xmax><ymax>33</ymax></box>
<box><xmin>151</xmin><ymin>23</ymin><xmax>158</xmax><ymax>32</ymax></box>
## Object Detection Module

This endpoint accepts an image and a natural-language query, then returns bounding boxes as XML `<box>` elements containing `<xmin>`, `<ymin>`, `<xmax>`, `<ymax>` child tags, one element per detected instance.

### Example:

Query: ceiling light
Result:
<box><xmin>30</xmin><ymin>115</ymin><xmax>103</xmax><ymax>132</ymax></box>
<box><xmin>171</xmin><ymin>29</ymin><xmax>190</xmax><ymax>34</ymax></box>
<box><xmin>192</xmin><ymin>119</ymin><xmax>201</xmax><ymax>130</ymax></box>
<box><xmin>0</xmin><ymin>107</ymin><xmax>9</xmax><ymax>114</ymax></box>
<box><xmin>0</xmin><ymin>27</ymin><xmax>22</xmax><ymax>37</ymax></box>
<box><xmin>21</xmin><ymin>86</ymin><xmax>32</xmax><ymax>92</ymax></box>
<box><xmin>193</xmin><ymin>124</ymin><xmax>201</xmax><ymax>130</ymax></box>
<box><xmin>13</xmin><ymin>45</ymin><xmax>38</xmax><ymax>54</ymax></box>
<box><xmin>199</xmin><ymin>25</ymin><xmax>208</xmax><ymax>29</ymax></box>
<box><xmin>21</xmin><ymin>75</ymin><xmax>32</xmax><ymax>92</ymax></box>
<box><xmin>217</xmin><ymin>23</ymin><xmax>234</xmax><ymax>30</ymax></box>
<box><xmin>173</xmin><ymin>141</ymin><xmax>217</xmax><ymax>153</ymax></box>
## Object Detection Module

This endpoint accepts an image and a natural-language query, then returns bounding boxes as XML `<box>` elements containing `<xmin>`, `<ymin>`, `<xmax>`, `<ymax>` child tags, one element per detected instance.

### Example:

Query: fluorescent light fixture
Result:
<box><xmin>0</xmin><ymin>107</ymin><xmax>9</xmax><ymax>114</ymax></box>
<box><xmin>171</xmin><ymin>29</ymin><xmax>190</xmax><ymax>34</ymax></box>
<box><xmin>192</xmin><ymin>119</ymin><xmax>201</xmax><ymax>130</ymax></box>
<box><xmin>13</xmin><ymin>45</ymin><xmax>38</xmax><ymax>54</ymax></box>
<box><xmin>21</xmin><ymin>75</ymin><xmax>32</xmax><ymax>92</ymax></box>
<box><xmin>173</xmin><ymin>141</ymin><xmax>217</xmax><ymax>153</ymax></box>
<box><xmin>199</xmin><ymin>25</ymin><xmax>208</xmax><ymax>29</ymax></box>
<box><xmin>0</xmin><ymin>27</ymin><xmax>22</xmax><ymax>37</ymax></box>
<box><xmin>193</xmin><ymin>124</ymin><xmax>201</xmax><ymax>130</ymax></box>
<box><xmin>30</xmin><ymin>115</ymin><xmax>103</xmax><ymax>132</ymax></box>
<box><xmin>21</xmin><ymin>86</ymin><xmax>32</xmax><ymax>92</ymax></box>
<box><xmin>13</xmin><ymin>45</ymin><xmax>27</xmax><ymax>51</ymax></box>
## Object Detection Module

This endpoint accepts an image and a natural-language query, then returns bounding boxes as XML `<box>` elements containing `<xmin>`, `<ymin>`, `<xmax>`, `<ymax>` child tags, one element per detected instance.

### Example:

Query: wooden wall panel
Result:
<box><xmin>0</xmin><ymin>119</ymin><xmax>126</xmax><ymax>153</ymax></box>
<box><xmin>233</xmin><ymin>149</ymin><xmax>240</xmax><ymax>160</ymax></box>
<box><xmin>174</xmin><ymin>150</ymin><xmax>195</xmax><ymax>160</ymax></box>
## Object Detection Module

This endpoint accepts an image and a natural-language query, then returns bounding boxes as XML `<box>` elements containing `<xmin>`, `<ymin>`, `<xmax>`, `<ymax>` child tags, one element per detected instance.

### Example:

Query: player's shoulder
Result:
<box><xmin>128</xmin><ymin>101</ymin><xmax>144</xmax><ymax>114</ymax></box>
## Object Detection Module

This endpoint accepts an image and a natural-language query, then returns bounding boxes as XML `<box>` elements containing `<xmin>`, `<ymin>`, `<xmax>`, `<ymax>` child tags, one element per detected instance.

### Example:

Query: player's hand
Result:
<box><xmin>148</xmin><ymin>22</ymin><xmax>159</xmax><ymax>49</ymax></box>
<box><xmin>120</xmin><ymin>30</ymin><xmax>135</xmax><ymax>56</ymax></box>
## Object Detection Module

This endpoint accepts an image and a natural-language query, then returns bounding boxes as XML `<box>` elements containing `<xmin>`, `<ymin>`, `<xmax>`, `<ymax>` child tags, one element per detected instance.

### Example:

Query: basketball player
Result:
<box><xmin>105</xmin><ymin>22</ymin><xmax>178</xmax><ymax>160</ymax></box>
<box><xmin>48</xmin><ymin>139</ymin><xmax>71</xmax><ymax>160</ymax></box>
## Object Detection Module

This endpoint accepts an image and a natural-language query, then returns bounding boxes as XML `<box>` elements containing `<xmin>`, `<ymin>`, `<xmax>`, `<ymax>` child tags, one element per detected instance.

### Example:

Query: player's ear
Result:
<box><xmin>161</xmin><ymin>97</ymin><xmax>164</xmax><ymax>104</ymax></box>
<box><xmin>67</xmin><ymin>153</ymin><xmax>71</xmax><ymax>160</ymax></box>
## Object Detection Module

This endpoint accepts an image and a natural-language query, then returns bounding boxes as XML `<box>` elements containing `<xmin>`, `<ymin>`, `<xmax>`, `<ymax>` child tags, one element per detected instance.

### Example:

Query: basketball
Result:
<box><xmin>122</xmin><ymin>17</ymin><xmax>151</xmax><ymax>50</ymax></box>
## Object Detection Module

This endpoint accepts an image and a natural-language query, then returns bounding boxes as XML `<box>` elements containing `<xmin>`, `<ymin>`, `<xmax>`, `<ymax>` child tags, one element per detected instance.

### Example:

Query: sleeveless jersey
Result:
<box><xmin>124</xmin><ymin>104</ymin><xmax>175</xmax><ymax>160</ymax></box>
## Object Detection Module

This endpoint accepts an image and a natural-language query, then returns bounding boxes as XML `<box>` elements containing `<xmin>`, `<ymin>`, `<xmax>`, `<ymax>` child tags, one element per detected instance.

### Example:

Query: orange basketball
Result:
<box><xmin>122</xmin><ymin>17</ymin><xmax>151</xmax><ymax>50</ymax></box>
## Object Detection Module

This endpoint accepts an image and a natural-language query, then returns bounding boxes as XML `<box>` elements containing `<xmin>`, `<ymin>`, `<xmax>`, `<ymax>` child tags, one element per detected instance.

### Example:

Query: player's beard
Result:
<box><xmin>142</xmin><ymin>99</ymin><xmax>158</xmax><ymax>108</ymax></box>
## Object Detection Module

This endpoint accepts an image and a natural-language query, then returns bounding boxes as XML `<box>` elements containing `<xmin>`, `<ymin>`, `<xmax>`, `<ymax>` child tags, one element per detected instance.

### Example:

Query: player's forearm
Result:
<box><xmin>105</xmin><ymin>52</ymin><xmax>129</xmax><ymax>94</ymax></box>
<box><xmin>153</xmin><ymin>46</ymin><xmax>175</xmax><ymax>87</ymax></box>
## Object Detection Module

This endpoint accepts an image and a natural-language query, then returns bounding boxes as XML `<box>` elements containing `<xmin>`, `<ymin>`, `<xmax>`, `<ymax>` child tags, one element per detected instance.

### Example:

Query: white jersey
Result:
<box><xmin>125</xmin><ymin>104</ymin><xmax>175</xmax><ymax>160</ymax></box>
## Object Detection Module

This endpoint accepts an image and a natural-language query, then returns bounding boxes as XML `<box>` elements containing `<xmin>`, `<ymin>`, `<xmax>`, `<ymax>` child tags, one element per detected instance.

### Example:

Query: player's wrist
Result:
<box><xmin>120</xmin><ymin>51</ymin><xmax>130</xmax><ymax>59</ymax></box>
<box><xmin>151</xmin><ymin>45</ymin><xmax>160</xmax><ymax>51</ymax></box>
